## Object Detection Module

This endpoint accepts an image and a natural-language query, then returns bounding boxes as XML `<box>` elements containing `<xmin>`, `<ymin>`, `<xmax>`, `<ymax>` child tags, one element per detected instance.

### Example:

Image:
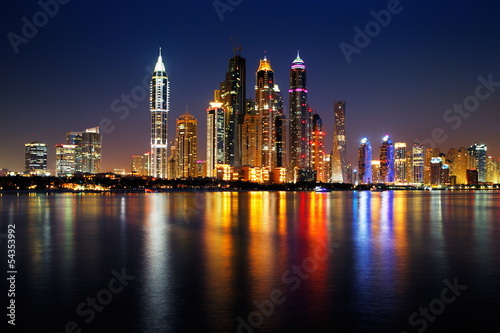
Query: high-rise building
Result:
<box><xmin>324</xmin><ymin>154</ymin><xmax>332</xmax><ymax>183</ymax></box>
<box><xmin>430</xmin><ymin>157</ymin><xmax>443</xmax><ymax>186</ymax></box>
<box><xmin>288</xmin><ymin>51</ymin><xmax>310</xmax><ymax>180</ymax></box>
<box><xmin>196</xmin><ymin>161</ymin><xmax>206</xmax><ymax>178</ymax></box>
<box><xmin>331</xmin><ymin>100</ymin><xmax>347</xmax><ymax>182</ymax></box>
<box><xmin>412</xmin><ymin>140</ymin><xmax>424</xmax><ymax>184</ymax></box>
<box><xmin>453</xmin><ymin>147</ymin><xmax>468</xmax><ymax>184</ymax></box>
<box><xmin>167</xmin><ymin>139</ymin><xmax>177</xmax><ymax>180</ymax></box>
<box><xmin>468</xmin><ymin>143</ymin><xmax>487</xmax><ymax>182</ymax></box>
<box><xmin>66</xmin><ymin>127</ymin><xmax>101</xmax><ymax>174</ymax></box>
<box><xmin>219</xmin><ymin>51</ymin><xmax>246</xmax><ymax>166</ymax></box>
<box><xmin>131</xmin><ymin>155</ymin><xmax>144</xmax><ymax>176</ymax></box>
<box><xmin>175</xmin><ymin>110</ymin><xmax>197</xmax><ymax>178</ymax></box>
<box><xmin>241</xmin><ymin>98</ymin><xmax>261</xmax><ymax>167</ymax></box>
<box><xmin>394</xmin><ymin>142</ymin><xmax>406</xmax><ymax>183</ymax></box>
<box><xmin>424</xmin><ymin>148</ymin><xmax>440</xmax><ymax>185</ymax></box>
<box><xmin>358</xmin><ymin>138</ymin><xmax>372</xmax><ymax>184</ymax></box>
<box><xmin>380</xmin><ymin>135</ymin><xmax>394</xmax><ymax>183</ymax></box>
<box><xmin>207</xmin><ymin>92</ymin><xmax>226</xmax><ymax>178</ymax></box>
<box><xmin>371</xmin><ymin>160</ymin><xmax>380</xmax><ymax>183</ymax></box>
<box><xmin>311</xmin><ymin>114</ymin><xmax>325</xmax><ymax>182</ymax></box>
<box><xmin>55</xmin><ymin>144</ymin><xmax>76</xmax><ymax>177</ymax></box>
<box><xmin>486</xmin><ymin>155</ymin><xmax>496</xmax><ymax>183</ymax></box>
<box><xmin>150</xmin><ymin>48</ymin><xmax>169</xmax><ymax>178</ymax></box>
<box><xmin>274</xmin><ymin>84</ymin><xmax>287</xmax><ymax>169</ymax></box>
<box><xmin>255</xmin><ymin>55</ymin><xmax>276</xmax><ymax>169</ymax></box>
<box><xmin>143</xmin><ymin>152</ymin><xmax>151</xmax><ymax>176</ymax></box>
<box><xmin>466</xmin><ymin>169</ymin><xmax>478</xmax><ymax>186</ymax></box>
<box><xmin>25</xmin><ymin>142</ymin><xmax>47</xmax><ymax>174</ymax></box>
<box><xmin>405</xmin><ymin>151</ymin><xmax>413</xmax><ymax>183</ymax></box>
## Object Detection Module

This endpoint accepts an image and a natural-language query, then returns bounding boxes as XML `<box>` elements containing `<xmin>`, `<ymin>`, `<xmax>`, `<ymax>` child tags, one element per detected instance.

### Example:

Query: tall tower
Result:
<box><xmin>25</xmin><ymin>142</ymin><xmax>48</xmax><ymax>174</ymax></box>
<box><xmin>274</xmin><ymin>84</ymin><xmax>287</xmax><ymax>169</ymax></box>
<box><xmin>288</xmin><ymin>51</ymin><xmax>310</xmax><ymax>179</ymax></box>
<box><xmin>380</xmin><ymin>135</ymin><xmax>394</xmax><ymax>183</ymax></box>
<box><xmin>311</xmin><ymin>113</ymin><xmax>325</xmax><ymax>182</ymax></box>
<box><xmin>150</xmin><ymin>48</ymin><xmax>169</xmax><ymax>178</ymax></box>
<box><xmin>331</xmin><ymin>100</ymin><xmax>347</xmax><ymax>182</ymax></box>
<box><xmin>358</xmin><ymin>138</ymin><xmax>372</xmax><ymax>184</ymax></box>
<box><xmin>255</xmin><ymin>55</ymin><xmax>275</xmax><ymax>168</ymax></box>
<box><xmin>394</xmin><ymin>142</ymin><xmax>407</xmax><ymax>183</ymax></box>
<box><xmin>207</xmin><ymin>90</ymin><xmax>226</xmax><ymax>178</ymax></box>
<box><xmin>220</xmin><ymin>51</ymin><xmax>246</xmax><ymax>167</ymax></box>
<box><xmin>175</xmin><ymin>109</ymin><xmax>197</xmax><ymax>178</ymax></box>
<box><xmin>412</xmin><ymin>140</ymin><xmax>424</xmax><ymax>184</ymax></box>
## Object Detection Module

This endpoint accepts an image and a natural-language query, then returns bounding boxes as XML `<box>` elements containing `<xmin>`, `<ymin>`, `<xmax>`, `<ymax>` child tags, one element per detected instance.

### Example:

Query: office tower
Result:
<box><xmin>131</xmin><ymin>155</ymin><xmax>144</xmax><ymax>176</ymax></box>
<box><xmin>405</xmin><ymin>151</ymin><xmax>413</xmax><ymax>183</ymax></box>
<box><xmin>358</xmin><ymin>138</ymin><xmax>372</xmax><ymax>184</ymax></box>
<box><xmin>150</xmin><ymin>48</ymin><xmax>169</xmax><ymax>178</ymax></box>
<box><xmin>220</xmin><ymin>50</ymin><xmax>246</xmax><ymax>166</ymax></box>
<box><xmin>55</xmin><ymin>144</ymin><xmax>76</xmax><ymax>177</ymax></box>
<box><xmin>379</xmin><ymin>135</ymin><xmax>394</xmax><ymax>183</ymax></box>
<box><xmin>453</xmin><ymin>147</ymin><xmax>468</xmax><ymax>184</ymax></box>
<box><xmin>66</xmin><ymin>127</ymin><xmax>101</xmax><ymax>174</ymax></box>
<box><xmin>323</xmin><ymin>154</ymin><xmax>332</xmax><ymax>183</ymax></box>
<box><xmin>167</xmin><ymin>139</ymin><xmax>177</xmax><ymax>180</ymax></box>
<box><xmin>331</xmin><ymin>100</ymin><xmax>347</xmax><ymax>182</ymax></box>
<box><xmin>175</xmin><ymin>110</ymin><xmax>197</xmax><ymax>178</ymax></box>
<box><xmin>424</xmin><ymin>148</ymin><xmax>440</xmax><ymax>185</ymax></box>
<box><xmin>241</xmin><ymin>99</ymin><xmax>260</xmax><ymax>166</ymax></box>
<box><xmin>371</xmin><ymin>160</ymin><xmax>380</xmax><ymax>183</ymax></box>
<box><xmin>25</xmin><ymin>142</ymin><xmax>47</xmax><ymax>174</ymax></box>
<box><xmin>430</xmin><ymin>157</ymin><xmax>443</xmax><ymax>186</ymax></box>
<box><xmin>442</xmin><ymin>164</ymin><xmax>450</xmax><ymax>185</ymax></box>
<box><xmin>207</xmin><ymin>92</ymin><xmax>226</xmax><ymax>178</ymax></box>
<box><xmin>446</xmin><ymin>148</ymin><xmax>458</xmax><ymax>180</ymax></box>
<box><xmin>143</xmin><ymin>152</ymin><xmax>151</xmax><ymax>176</ymax></box>
<box><xmin>311</xmin><ymin>113</ymin><xmax>325</xmax><ymax>182</ymax></box>
<box><xmin>274</xmin><ymin>84</ymin><xmax>287</xmax><ymax>169</ymax></box>
<box><xmin>288</xmin><ymin>51</ymin><xmax>310</xmax><ymax>179</ymax></box>
<box><xmin>486</xmin><ymin>155</ymin><xmax>496</xmax><ymax>183</ymax></box>
<box><xmin>468</xmin><ymin>143</ymin><xmax>487</xmax><ymax>182</ymax></box>
<box><xmin>394</xmin><ymin>142</ymin><xmax>406</xmax><ymax>183</ymax></box>
<box><xmin>255</xmin><ymin>55</ymin><xmax>276</xmax><ymax>168</ymax></box>
<box><xmin>412</xmin><ymin>140</ymin><xmax>424</xmax><ymax>184</ymax></box>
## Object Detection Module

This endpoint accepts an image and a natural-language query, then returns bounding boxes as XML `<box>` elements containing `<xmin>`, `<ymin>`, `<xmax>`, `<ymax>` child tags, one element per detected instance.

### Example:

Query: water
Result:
<box><xmin>1</xmin><ymin>191</ymin><xmax>500</xmax><ymax>332</ymax></box>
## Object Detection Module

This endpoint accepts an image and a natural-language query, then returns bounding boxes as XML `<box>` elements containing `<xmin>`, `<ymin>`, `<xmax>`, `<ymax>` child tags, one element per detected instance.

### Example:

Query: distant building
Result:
<box><xmin>379</xmin><ymin>135</ymin><xmax>394</xmax><ymax>183</ymax></box>
<box><xmin>196</xmin><ymin>161</ymin><xmax>206</xmax><ymax>178</ymax></box>
<box><xmin>175</xmin><ymin>110</ymin><xmax>197</xmax><ymax>178</ymax></box>
<box><xmin>412</xmin><ymin>140</ymin><xmax>424</xmax><ymax>184</ymax></box>
<box><xmin>430</xmin><ymin>157</ymin><xmax>443</xmax><ymax>186</ymax></box>
<box><xmin>25</xmin><ymin>142</ymin><xmax>47</xmax><ymax>174</ymax></box>
<box><xmin>311</xmin><ymin>113</ymin><xmax>325</xmax><ymax>182</ymax></box>
<box><xmin>331</xmin><ymin>100</ymin><xmax>347</xmax><ymax>182</ymax></box>
<box><xmin>67</xmin><ymin>126</ymin><xmax>101</xmax><ymax>174</ymax></box>
<box><xmin>371</xmin><ymin>160</ymin><xmax>380</xmax><ymax>183</ymax></box>
<box><xmin>394</xmin><ymin>142</ymin><xmax>406</xmax><ymax>183</ymax></box>
<box><xmin>358</xmin><ymin>138</ymin><xmax>372</xmax><ymax>184</ymax></box>
<box><xmin>468</xmin><ymin>143</ymin><xmax>487</xmax><ymax>182</ymax></box>
<box><xmin>346</xmin><ymin>162</ymin><xmax>353</xmax><ymax>184</ymax></box>
<box><xmin>131</xmin><ymin>155</ymin><xmax>144</xmax><ymax>176</ymax></box>
<box><xmin>424</xmin><ymin>148</ymin><xmax>440</xmax><ymax>185</ymax></box>
<box><xmin>207</xmin><ymin>92</ymin><xmax>226</xmax><ymax>178</ymax></box>
<box><xmin>466</xmin><ymin>169</ymin><xmax>478</xmax><ymax>186</ymax></box>
<box><xmin>55</xmin><ymin>144</ymin><xmax>76</xmax><ymax>177</ymax></box>
<box><xmin>143</xmin><ymin>152</ymin><xmax>151</xmax><ymax>176</ymax></box>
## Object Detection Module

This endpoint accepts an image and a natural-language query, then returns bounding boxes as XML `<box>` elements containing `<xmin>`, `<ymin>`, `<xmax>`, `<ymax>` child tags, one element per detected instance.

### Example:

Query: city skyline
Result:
<box><xmin>1</xmin><ymin>1</ymin><xmax>500</xmax><ymax>172</ymax></box>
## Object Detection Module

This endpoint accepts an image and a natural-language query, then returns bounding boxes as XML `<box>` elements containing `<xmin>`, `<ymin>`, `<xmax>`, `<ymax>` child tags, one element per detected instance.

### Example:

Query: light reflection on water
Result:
<box><xmin>2</xmin><ymin>191</ymin><xmax>499</xmax><ymax>332</ymax></box>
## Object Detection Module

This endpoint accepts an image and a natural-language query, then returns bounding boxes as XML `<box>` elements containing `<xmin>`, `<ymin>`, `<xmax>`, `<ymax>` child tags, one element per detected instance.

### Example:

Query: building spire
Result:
<box><xmin>154</xmin><ymin>47</ymin><xmax>166</xmax><ymax>73</ymax></box>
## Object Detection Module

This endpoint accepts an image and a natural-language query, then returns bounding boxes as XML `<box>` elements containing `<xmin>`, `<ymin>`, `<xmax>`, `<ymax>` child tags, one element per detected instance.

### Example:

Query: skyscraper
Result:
<box><xmin>207</xmin><ymin>92</ymin><xmax>226</xmax><ymax>178</ymax></box>
<box><xmin>430</xmin><ymin>157</ymin><xmax>443</xmax><ymax>186</ymax></box>
<box><xmin>288</xmin><ymin>51</ymin><xmax>310</xmax><ymax>181</ymax></box>
<box><xmin>241</xmin><ymin>99</ymin><xmax>260</xmax><ymax>166</ymax></box>
<box><xmin>55</xmin><ymin>144</ymin><xmax>76</xmax><ymax>177</ymax></box>
<box><xmin>219</xmin><ymin>51</ymin><xmax>246</xmax><ymax>166</ymax></box>
<box><xmin>394</xmin><ymin>142</ymin><xmax>406</xmax><ymax>183</ymax></box>
<box><xmin>424</xmin><ymin>148</ymin><xmax>440</xmax><ymax>185</ymax></box>
<box><xmin>380</xmin><ymin>135</ymin><xmax>394</xmax><ymax>183</ymax></box>
<box><xmin>331</xmin><ymin>100</ymin><xmax>347</xmax><ymax>182</ymax></box>
<box><xmin>311</xmin><ymin>113</ymin><xmax>325</xmax><ymax>182</ymax></box>
<box><xmin>25</xmin><ymin>142</ymin><xmax>47</xmax><ymax>174</ymax></box>
<box><xmin>358</xmin><ymin>138</ymin><xmax>372</xmax><ymax>184</ymax></box>
<box><xmin>131</xmin><ymin>155</ymin><xmax>144</xmax><ymax>176</ymax></box>
<box><xmin>66</xmin><ymin>127</ymin><xmax>101</xmax><ymax>174</ymax></box>
<box><xmin>175</xmin><ymin>110</ymin><xmax>197</xmax><ymax>178</ymax></box>
<box><xmin>468</xmin><ymin>143</ymin><xmax>487</xmax><ymax>182</ymax></box>
<box><xmin>412</xmin><ymin>140</ymin><xmax>424</xmax><ymax>184</ymax></box>
<box><xmin>255</xmin><ymin>55</ymin><xmax>277</xmax><ymax>169</ymax></box>
<box><xmin>274</xmin><ymin>84</ymin><xmax>287</xmax><ymax>169</ymax></box>
<box><xmin>150</xmin><ymin>48</ymin><xmax>169</xmax><ymax>178</ymax></box>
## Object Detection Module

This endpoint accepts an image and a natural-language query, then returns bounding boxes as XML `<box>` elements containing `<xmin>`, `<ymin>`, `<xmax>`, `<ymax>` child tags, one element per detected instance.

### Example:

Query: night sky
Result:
<box><xmin>1</xmin><ymin>0</ymin><xmax>499</xmax><ymax>172</ymax></box>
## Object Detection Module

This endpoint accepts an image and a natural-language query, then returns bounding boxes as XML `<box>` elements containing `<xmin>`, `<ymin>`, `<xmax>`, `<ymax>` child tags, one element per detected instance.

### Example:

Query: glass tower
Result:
<box><xmin>358</xmin><ymin>138</ymin><xmax>372</xmax><ymax>184</ymax></box>
<box><xmin>380</xmin><ymin>135</ymin><xmax>394</xmax><ymax>183</ymax></box>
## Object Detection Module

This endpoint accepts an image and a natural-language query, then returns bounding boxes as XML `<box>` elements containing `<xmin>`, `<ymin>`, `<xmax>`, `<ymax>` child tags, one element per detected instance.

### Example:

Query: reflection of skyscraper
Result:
<box><xmin>288</xmin><ymin>52</ymin><xmax>310</xmax><ymax>178</ymax></box>
<box><xmin>394</xmin><ymin>142</ymin><xmax>406</xmax><ymax>183</ymax></box>
<box><xmin>207</xmin><ymin>91</ymin><xmax>226</xmax><ymax>178</ymax></box>
<box><xmin>358</xmin><ymin>138</ymin><xmax>372</xmax><ymax>184</ymax></box>
<box><xmin>380</xmin><ymin>135</ymin><xmax>394</xmax><ymax>183</ymax></box>
<box><xmin>331</xmin><ymin>100</ymin><xmax>347</xmax><ymax>182</ymax></box>
<box><xmin>220</xmin><ymin>52</ymin><xmax>246</xmax><ymax>166</ymax></box>
<box><xmin>25</xmin><ymin>142</ymin><xmax>47</xmax><ymax>174</ymax></box>
<box><xmin>412</xmin><ymin>140</ymin><xmax>424</xmax><ymax>184</ymax></box>
<box><xmin>150</xmin><ymin>48</ymin><xmax>169</xmax><ymax>178</ymax></box>
<box><xmin>175</xmin><ymin>110</ymin><xmax>197</xmax><ymax>178</ymax></box>
<box><xmin>311</xmin><ymin>113</ymin><xmax>325</xmax><ymax>182</ymax></box>
<box><xmin>255</xmin><ymin>56</ymin><xmax>275</xmax><ymax>168</ymax></box>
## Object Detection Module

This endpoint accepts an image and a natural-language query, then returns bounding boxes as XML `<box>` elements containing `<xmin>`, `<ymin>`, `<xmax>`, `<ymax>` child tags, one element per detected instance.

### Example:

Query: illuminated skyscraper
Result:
<box><xmin>371</xmin><ymin>160</ymin><xmax>380</xmax><ymax>183</ymax></box>
<box><xmin>66</xmin><ymin>126</ymin><xmax>101</xmax><ymax>174</ymax></box>
<box><xmin>220</xmin><ymin>51</ymin><xmax>246</xmax><ymax>166</ymax></box>
<box><xmin>207</xmin><ymin>92</ymin><xmax>226</xmax><ymax>178</ymax></box>
<box><xmin>412</xmin><ymin>140</ymin><xmax>424</xmax><ymax>184</ymax></box>
<box><xmin>454</xmin><ymin>147</ymin><xmax>468</xmax><ymax>184</ymax></box>
<box><xmin>358</xmin><ymin>138</ymin><xmax>372</xmax><ymax>184</ymax></box>
<box><xmin>288</xmin><ymin>51</ymin><xmax>310</xmax><ymax>180</ymax></box>
<box><xmin>255</xmin><ymin>55</ymin><xmax>276</xmax><ymax>168</ymax></box>
<box><xmin>430</xmin><ymin>157</ymin><xmax>443</xmax><ymax>186</ymax></box>
<box><xmin>131</xmin><ymin>155</ymin><xmax>144</xmax><ymax>176</ymax></box>
<box><xmin>331</xmin><ymin>100</ymin><xmax>347</xmax><ymax>182</ymax></box>
<box><xmin>55</xmin><ymin>144</ymin><xmax>76</xmax><ymax>177</ymax></box>
<box><xmin>394</xmin><ymin>142</ymin><xmax>406</xmax><ymax>183</ymax></box>
<box><xmin>311</xmin><ymin>113</ymin><xmax>325</xmax><ymax>182</ymax></box>
<box><xmin>175</xmin><ymin>110</ymin><xmax>197</xmax><ymax>178</ymax></box>
<box><xmin>25</xmin><ymin>142</ymin><xmax>47</xmax><ymax>174</ymax></box>
<box><xmin>143</xmin><ymin>152</ymin><xmax>151</xmax><ymax>176</ymax></box>
<box><xmin>424</xmin><ymin>148</ymin><xmax>440</xmax><ymax>185</ymax></box>
<box><xmin>150</xmin><ymin>48</ymin><xmax>169</xmax><ymax>178</ymax></box>
<box><xmin>274</xmin><ymin>84</ymin><xmax>287</xmax><ymax>169</ymax></box>
<box><xmin>468</xmin><ymin>143</ymin><xmax>487</xmax><ymax>182</ymax></box>
<box><xmin>380</xmin><ymin>135</ymin><xmax>394</xmax><ymax>183</ymax></box>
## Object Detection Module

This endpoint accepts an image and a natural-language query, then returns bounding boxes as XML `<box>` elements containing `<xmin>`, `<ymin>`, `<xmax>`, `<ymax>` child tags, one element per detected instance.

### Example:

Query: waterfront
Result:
<box><xmin>1</xmin><ymin>191</ymin><xmax>499</xmax><ymax>332</ymax></box>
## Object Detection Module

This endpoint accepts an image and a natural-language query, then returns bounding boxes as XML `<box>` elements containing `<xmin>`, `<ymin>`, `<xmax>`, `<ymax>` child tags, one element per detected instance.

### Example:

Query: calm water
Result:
<box><xmin>1</xmin><ymin>191</ymin><xmax>500</xmax><ymax>332</ymax></box>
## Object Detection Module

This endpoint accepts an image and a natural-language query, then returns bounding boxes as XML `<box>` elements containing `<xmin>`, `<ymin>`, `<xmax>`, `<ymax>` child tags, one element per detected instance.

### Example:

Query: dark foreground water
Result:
<box><xmin>1</xmin><ymin>191</ymin><xmax>500</xmax><ymax>332</ymax></box>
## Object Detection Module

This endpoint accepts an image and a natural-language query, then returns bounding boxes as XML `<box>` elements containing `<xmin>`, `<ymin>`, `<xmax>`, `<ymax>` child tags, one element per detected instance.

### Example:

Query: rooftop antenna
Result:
<box><xmin>229</xmin><ymin>36</ymin><xmax>236</xmax><ymax>57</ymax></box>
<box><xmin>235</xmin><ymin>36</ymin><xmax>242</xmax><ymax>56</ymax></box>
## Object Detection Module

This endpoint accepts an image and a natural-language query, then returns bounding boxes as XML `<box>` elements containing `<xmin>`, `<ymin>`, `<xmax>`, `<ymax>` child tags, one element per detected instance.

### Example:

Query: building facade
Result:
<box><xmin>55</xmin><ymin>144</ymin><xmax>76</xmax><ymax>177</ymax></box>
<box><xmin>175</xmin><ymin>111</ymin><xmax>197</xmax><ymax>178</ymax></box>
<box><xmin>331</xmin><ymin>100</ymin><xmax>347</xmax><ymax>182</ymax></box>
<box><xmin>25</xmin><ymin>142</ymin><xmax>48</xmax><ymax>174</ymax></box>
<box><xmin>380</xmin><ymin>135</ymin><xmax>394</xmax><ymax>183</ymax></box>
<box><xmin>358</xmin><ymin>138</ymin><xmax>372</xmax><ymax>184</ymax></box>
